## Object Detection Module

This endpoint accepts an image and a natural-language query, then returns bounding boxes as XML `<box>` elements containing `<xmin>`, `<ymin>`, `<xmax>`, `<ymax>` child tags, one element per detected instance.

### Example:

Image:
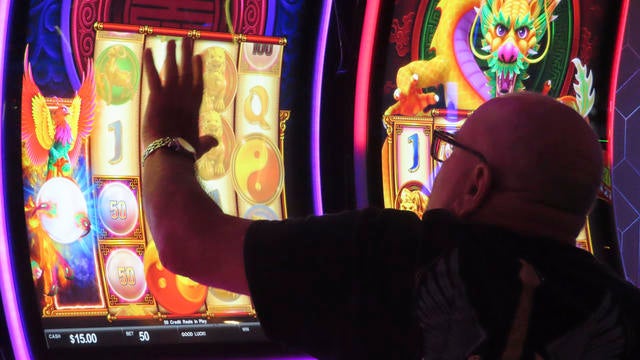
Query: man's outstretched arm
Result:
<box><xmin>141</xmin><ymin>38</ymin><xmax>251</xmax><ymax>295</ymax></box>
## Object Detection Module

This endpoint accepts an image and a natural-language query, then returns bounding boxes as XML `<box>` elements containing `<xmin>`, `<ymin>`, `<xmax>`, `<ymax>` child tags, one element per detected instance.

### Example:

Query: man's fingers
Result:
<box><xmin>182</xmin><ymin>38</ymin><xmax>194</xmax><ymax>88</ymax></box>
<box><xmin>193</xmin><ymin>54</ymin><xmax>203</xmax><ymax>90</ymax></box>
<box><xmin>192</xmin><ymin>54</ymin><xmax>204</xmax><ymax>107</ymax></box>
<box><xmin>196</xmin><ymin>135</ymin><xmax>219</xmax><ymax>158</ymax></box>
<box><xmin>164</xmin><ymin>40</ymin><xmax>178</xmax><ymax>88</ymax></box>
<box><xmin>143</xmin><ymin>48</ymin><xmax>161</xmax><ymax>92</ymax></box>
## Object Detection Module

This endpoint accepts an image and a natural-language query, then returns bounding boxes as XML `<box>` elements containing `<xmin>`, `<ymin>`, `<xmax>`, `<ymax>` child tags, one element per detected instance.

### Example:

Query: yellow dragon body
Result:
<box><xmin>386</xmin><ymin>0</ymin><xmax>593</xmax><ymax>117</ymax></box>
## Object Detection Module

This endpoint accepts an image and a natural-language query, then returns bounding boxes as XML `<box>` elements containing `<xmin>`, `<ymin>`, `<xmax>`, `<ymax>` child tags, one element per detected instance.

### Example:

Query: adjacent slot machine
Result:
<box><xmin>370</xmin><ymin>0</ymin><xmax>629</xmax><ymax>275</ymax></box>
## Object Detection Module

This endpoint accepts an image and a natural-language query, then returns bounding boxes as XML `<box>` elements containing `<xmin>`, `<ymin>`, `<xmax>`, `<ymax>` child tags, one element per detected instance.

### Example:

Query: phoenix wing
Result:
<box><xmin>68</xmin><ymin>60</ymin><xmax>97</xmax><ymax>165</ymax></box>
<box><xmin>22</xmin><ymin>45</ymin><xmax>55</xmax><ymax>166</ymax></box>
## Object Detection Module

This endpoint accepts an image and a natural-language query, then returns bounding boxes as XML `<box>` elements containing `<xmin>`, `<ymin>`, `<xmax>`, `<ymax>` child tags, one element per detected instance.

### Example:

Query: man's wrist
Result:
<box><xmin>142</xmin><ymin>136</ymin><xmax>196</xmax><ymax>167</ymax></box>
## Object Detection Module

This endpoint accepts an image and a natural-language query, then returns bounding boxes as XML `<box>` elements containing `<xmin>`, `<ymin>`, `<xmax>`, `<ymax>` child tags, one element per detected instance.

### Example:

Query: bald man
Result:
<box><xmin>428</xmin><ymin>93</ymin><xmax>603</xmax><ymax>243</ymax></box>
<box><xmin>142</xmin><ymin>40</ymin><xmax>640</xmax><ymax>359</ymax></box>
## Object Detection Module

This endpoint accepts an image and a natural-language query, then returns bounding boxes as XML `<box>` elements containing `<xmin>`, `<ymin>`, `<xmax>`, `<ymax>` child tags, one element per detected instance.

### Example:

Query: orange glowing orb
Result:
<box><xmin>143</xmin><ymin>241</ymin><xmax>207</xmax><ymax>315</ymax></box>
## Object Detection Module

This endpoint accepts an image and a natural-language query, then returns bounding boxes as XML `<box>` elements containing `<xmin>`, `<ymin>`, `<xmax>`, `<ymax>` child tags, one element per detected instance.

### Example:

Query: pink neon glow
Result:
<box><xmin>608</xmin><ymin>0</ymin><xmax>630</xmax><ymax>167</ymax></box>
<box><xmin>353</xmin><ymin>0</ymin><xmax>381</xmax><ymax>209</ymax></box>
<box><xmin>0</xmin><ymin>1</ymin><xmax>33</xmax><ymax>359</ymax></box>
<box><xmin>311</xmin><ymin>0</ymin><xmax>333</xmax><ymax>215</ymax></box>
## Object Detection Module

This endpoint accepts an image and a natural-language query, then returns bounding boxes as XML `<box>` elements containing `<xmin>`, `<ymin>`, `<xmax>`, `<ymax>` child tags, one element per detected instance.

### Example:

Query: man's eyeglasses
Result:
<box><xmin>431</xmin><ymin>130</ymin><xmax>488</xmax><ymax>163</ymax></box>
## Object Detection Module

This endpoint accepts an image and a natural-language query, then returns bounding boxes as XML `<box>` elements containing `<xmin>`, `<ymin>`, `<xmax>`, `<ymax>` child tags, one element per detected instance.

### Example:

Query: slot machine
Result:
<box><xmin>368</xmin><ymin>0</ymin><xmax>630</xmax><ymax>275</ymax></box>
<box><xmin>0</xmin><ymin>297</ymin><xmax>11</xmax><ymax>360</ymax></box>
<box><xmin>0</xmin><ymin>0</ymin><xmax>333</xmax><ymax>358</ymax></box>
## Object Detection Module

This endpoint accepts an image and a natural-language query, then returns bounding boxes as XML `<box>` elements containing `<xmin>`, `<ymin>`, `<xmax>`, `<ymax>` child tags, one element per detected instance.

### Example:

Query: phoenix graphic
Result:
<box><xmin>21</xmin><ymin>45</ymin><xmax>96</xmax><ymax>303</ymax></box>
<box><xmin>21</xmin><ymin>45</ymin><xmax>96</xmax><ymax>180</ymax></box>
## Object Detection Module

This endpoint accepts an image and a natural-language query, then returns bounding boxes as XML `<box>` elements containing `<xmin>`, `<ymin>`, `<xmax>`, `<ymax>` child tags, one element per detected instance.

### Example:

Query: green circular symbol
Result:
<box><xmin>95</xmin><ymin>45</ymin><xmax>140</xmax><ymax>105</ymax></box>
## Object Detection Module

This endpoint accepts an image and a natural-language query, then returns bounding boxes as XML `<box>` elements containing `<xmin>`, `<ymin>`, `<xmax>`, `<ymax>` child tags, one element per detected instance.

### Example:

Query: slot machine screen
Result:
<box><xmin>1</xmin><ymin>0</ymin><xmax>631</xmax><ymax>358</ymax></box>
<box><xmin>0</xmin><ymin>0</ymin><xmax>322</xmax><ymax>358</ymax></box>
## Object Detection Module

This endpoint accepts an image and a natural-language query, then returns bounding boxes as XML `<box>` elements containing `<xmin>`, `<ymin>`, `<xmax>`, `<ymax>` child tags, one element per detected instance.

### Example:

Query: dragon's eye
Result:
<box><xmin>516</xmin><ymin>27</ymin><xmax>529</xmax><ymax>39</ymax></box>
<box><xmin>495</xmin><ymin>24</ymin><xmax>507</xmax><ymax>37</ymax></box>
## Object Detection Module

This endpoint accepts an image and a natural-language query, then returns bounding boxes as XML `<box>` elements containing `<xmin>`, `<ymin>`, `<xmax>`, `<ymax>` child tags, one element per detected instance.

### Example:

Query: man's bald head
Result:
<box><xmin>429</xmin><ymin>92</ymin><xmax>603</xmax><ymax>241</ymax></box>
<box><xmin>463</xmin><ymin>92</ymin><xmax>602</xmax><ymax>216</ymax></box>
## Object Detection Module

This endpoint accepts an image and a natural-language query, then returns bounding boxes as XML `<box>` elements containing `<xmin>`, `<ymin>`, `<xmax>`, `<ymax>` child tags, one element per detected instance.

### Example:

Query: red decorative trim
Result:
<box><xmin>71</xmin><ymin>0</ymin><xmax>101</xmax><ymax>75</ymax></box>
<box><xmin>411</xmin><ymin>1</ymin><xmax>430</xmax><ymax>61</ymax></box>
<box><xmin>94</xmin><ymin>22</ymin><xmax>284</xmax><ymax>44</ymax></box>
<box><xmin>390</xmin><ymin>12</ymin><xmax>415</xmax><ymax>58</ymax></box>
<box><xmin>243</xmin><ymin>34</ymin><xmax>285</xmax><ymax>45</ymax></box>
<box><xmin>239</xmin><ymin>0</ymin><xmax>266</xmax><ymax>35</ymax></box>
<box><xmin>428</xmin><ymin>108</ymin><xmax>473</xmax><ymax>118</ymax></box>
<box><xmin>122</xmin><ymin>0</ymin><xmax>222</xmax><ymax>31</ymax></box>
<box><xmin>233</xmin><ymin>0</ymin><xmax>243</xmax><ymax>33</ymax></box>
<box><xmin>607</xmin><ymin>0</ymin><xmax>630</xmax><ymax>169</ymax></box>
<box><xmin>99</xmin><ymin>0</ymin><xmax>111</xmax><ymax>22</ymax></box>
<box><xmin>69</xmin><ymin>1</ymin><xmax>269</xmax><ymax>78</ymax></box>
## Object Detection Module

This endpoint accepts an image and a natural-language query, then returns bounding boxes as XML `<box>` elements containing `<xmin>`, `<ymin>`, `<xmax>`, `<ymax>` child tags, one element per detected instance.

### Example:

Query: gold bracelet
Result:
<box><xmin>142</xmin><ymin>137</ymin><xmax>196</xmax><ymax>167</ymax></box>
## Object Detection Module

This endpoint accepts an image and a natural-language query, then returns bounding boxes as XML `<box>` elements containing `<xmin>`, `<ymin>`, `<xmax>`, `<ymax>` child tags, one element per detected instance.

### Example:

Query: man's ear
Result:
<box><xmin>454</xmin><ymin>163</ymin><xmax>492</xmax><ymax>217</ymax></box>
